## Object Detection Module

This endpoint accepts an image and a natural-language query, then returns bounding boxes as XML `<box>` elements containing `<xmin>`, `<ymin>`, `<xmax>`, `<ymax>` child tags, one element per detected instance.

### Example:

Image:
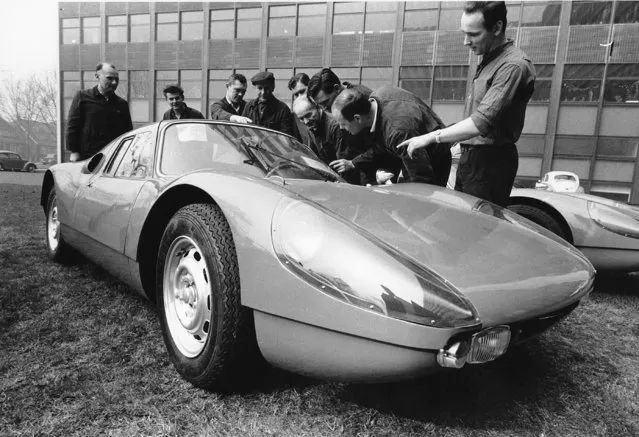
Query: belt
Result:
<box><xmin>459</xmin><ymin>144</ymin><xmax>479</xmax><ymax>152</ymax></box>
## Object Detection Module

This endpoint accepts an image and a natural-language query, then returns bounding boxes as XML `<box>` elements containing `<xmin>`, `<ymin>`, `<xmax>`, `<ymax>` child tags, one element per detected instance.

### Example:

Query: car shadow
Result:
<box><xmin>335</xmin><ymin>337</ymin><xmax>589</xmax><ymax>430</ymax></box>
<box><xmin>594</xmin><ymin>272</ymin><xmax>639</xmax><ymax>297</ymax></box>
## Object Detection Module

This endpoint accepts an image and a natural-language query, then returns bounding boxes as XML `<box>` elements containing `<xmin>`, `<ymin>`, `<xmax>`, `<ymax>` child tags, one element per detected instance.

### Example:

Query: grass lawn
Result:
<box><xmin>1</xmin><ymin>183</ymin><xmax>638</xmax><ymax>436</ymax></box>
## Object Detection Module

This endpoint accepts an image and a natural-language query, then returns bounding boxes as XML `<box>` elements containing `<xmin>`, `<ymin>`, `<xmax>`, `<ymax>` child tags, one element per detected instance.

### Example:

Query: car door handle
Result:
<box><xmin>87</xmin><ymin>181</ymin><xmax>94</xmax><ymax>188</ymax></box>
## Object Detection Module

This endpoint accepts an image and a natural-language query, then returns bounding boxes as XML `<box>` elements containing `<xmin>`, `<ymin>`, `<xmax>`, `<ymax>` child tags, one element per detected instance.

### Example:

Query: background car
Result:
<box><xmin>535</xmin><ymin>171</ymin><xmax>584</xmax><ymax>193</ymax></box>
<box><xmin>510</xmin><ymin>188</ymin><xmax>639</xmax><ymax>272</ymax></box>
<box><xmin>41</xmin><ymin>120</ymin><xmax>594</xmax><ymax>392</ymax></box>
<box><xmin>0</xmin><ymin>150</ymin><xmax>37</xmax><ymax>172</ymax></box>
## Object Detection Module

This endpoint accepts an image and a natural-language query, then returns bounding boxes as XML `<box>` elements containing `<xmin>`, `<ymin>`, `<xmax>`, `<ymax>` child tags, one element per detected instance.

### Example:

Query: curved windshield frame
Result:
<box><xmin>160</xmin><ymin>122</ymin><xmax>343</xmax><ymax>182</ymax></box>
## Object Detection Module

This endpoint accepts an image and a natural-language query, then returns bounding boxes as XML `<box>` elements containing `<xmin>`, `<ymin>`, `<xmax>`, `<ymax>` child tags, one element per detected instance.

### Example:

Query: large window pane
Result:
<box><xmin>521</xmin><ymin>3</ymin><xmax>561</xmax><ymax>27</ymax></box>
<box><xmin>403</xmin><ymin>10</ymin><xmax>438</xmax><ymax>31</ymax></box>
<box><xmin>365</xmin><ymin>13</ymin><xmax>395</xmax><ymax>32</ymax></box>
<box><xmin>570</xmin><ymin>1</ymin><xmax>613</xmax><ymax>25</ymax></box>
<box><xmin>614</xmin><ymin>1</ymin><xmax>639</xmax><ymax>23</ymax></box>
<box><xmin>561</xmin><ymin>65</ymin><xmax>604</xmax><ymax>102</ymax></box>
<box><xmin>157</xmin><ymin>13</ymin><xmax>178</xmax><ymax>41</ymax></box>
<box><xmin>181</xmin><ymin>11</ymin><xmax>203</xmax><ymax>41</ymax></box>
<box><xmin>108</xmin><ymin>15</ymin><xmax>127</xmax><ymax>43</ymax></box>
<box><xmin>298</xmin><ymin>3</ymin><xmax>326</xmax><ymax>37</ymax></box>
<box><xmin>237</xmin><ymin>8</ymin><xmax>262</xmax><ymax>38</ymax></box>
<box><xmin>531</xmin><ymin>65</ymin><xmax>554</xmax><ymax>102</ymax></box>
<box><xmin>269</xmin><ymin>17</ymin><xmax>296</xmax><ymax>36</ymax></box>
<box><xmin>82</xmin><ymin>17</ymin><xmax>101</xmax><ymax>44</ymax></box>
<box><xmin>333</xmin><ymin>14</ymin><xmax>364</xmax><ymax>34</ymax></box>
<box><xmin>210</xmin><ymin>9</ymin><xmax>235</xmax><ymax>39</ymax></box>
<box><xmin>62</xmin><ymin>18</ymin><xmax>80</xmax><ymax>44</ymax></box>
<box><xmin>604</xmin><ymin>64</ymin><xmax>639</xmax><ymax>104</ymax></box>
<box><xmin>130</xmin><ymin>14</ymin><xmax>150</xmax><ymax>42</ymax></box>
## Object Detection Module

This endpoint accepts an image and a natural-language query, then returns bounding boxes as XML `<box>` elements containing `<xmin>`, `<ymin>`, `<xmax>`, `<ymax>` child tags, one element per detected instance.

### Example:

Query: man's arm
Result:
<box><xmin>65</xmin><ymin>91</ymin><xmax>83</xmax><ymax>156</ymax></box>
<box><xmin>397</xmin><ymin>117</ymin><xmax>480</xmax><ymax>159</ymax></box>
<box><xmin>279</xmin><ymin>105</ymin><xmax>295</xmax><ymax>137</ymax></box>
<box><xmin>122</xmin><ymin>101</ymin><xmax>133</xmax><ymax>132</ymax></box>
<box><xmin>211</xmin><ymin>100</ymin><xmax>252</xmax><ymax>123</ymax></box>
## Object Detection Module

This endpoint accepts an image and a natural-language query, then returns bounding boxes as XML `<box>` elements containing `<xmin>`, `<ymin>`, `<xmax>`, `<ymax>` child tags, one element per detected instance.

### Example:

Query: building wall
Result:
<box><xmin>58</xmin><ymin>1</ymin><xmax>639</xmax><ymax>203</ymax></box>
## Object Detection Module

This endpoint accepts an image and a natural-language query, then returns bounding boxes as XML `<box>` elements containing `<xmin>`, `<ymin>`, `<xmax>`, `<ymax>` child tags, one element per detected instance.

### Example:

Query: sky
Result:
<box><xmin>0</xmin><ymin>0</ymin><xmax>58</xmax><ymax>80</ymax></box>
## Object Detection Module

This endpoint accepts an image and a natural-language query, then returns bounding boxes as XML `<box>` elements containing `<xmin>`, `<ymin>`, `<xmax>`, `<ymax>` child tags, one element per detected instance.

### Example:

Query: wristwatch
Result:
<box><xmin>434</xmin><ymin>130</ymin><xmax>442</xmax><ymax>144</ymax></box>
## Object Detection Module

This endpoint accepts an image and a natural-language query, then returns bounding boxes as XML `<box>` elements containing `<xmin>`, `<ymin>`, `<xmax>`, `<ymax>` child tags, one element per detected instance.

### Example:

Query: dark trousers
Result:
<box><xmin>399</xmin><ymin>143</ymin><xmax>452</xmax><ymax>187</ymax></box>
<box><xmin>455</xmin><ymin>144</ymin><xmax>518</xmax><ymax>207</ymax></box>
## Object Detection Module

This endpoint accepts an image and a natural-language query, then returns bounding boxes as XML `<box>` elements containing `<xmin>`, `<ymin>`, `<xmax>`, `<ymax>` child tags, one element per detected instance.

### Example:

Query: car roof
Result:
<box><xmin>0</xmin><ymin>150</ymin><xmax>20</xmax><ymax>154</ymax></box>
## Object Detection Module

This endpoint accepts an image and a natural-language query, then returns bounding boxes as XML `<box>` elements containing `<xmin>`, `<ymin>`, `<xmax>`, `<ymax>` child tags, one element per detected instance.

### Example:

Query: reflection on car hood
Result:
<box><xmin>284</xmin><ymin>181</ymin><xmax>594</xmax><ymax>325</ymax></box>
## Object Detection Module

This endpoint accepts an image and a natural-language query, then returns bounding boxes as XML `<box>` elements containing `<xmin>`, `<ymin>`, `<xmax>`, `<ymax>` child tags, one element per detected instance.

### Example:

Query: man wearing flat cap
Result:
<box><xmin>241</xmin><ymin>71</ymin><xmax>295</xmax><ymax>137</ymax></box>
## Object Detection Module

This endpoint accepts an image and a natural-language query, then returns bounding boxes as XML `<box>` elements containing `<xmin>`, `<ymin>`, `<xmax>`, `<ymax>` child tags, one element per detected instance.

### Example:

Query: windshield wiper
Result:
<box><xmin>239</xmin><ymin>137</ymin><xmax>269</xmax><ymax>172</ymax></box>
<box><xmin>243</xmin><ymin>140</ymin><xmax>340</xmax><ymax>183</ymax></box>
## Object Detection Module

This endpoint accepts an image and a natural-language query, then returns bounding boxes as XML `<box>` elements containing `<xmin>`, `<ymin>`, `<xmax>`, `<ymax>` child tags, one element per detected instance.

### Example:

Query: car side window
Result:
<box><xmin>114</xmin><ymin>131</ymin><xmax>154</xmax><ymax>179</ymax></box>
<box><xmin>104</xmin><ymin>137</ymin><xmax>135</xmax><ymax>175</ymax></box>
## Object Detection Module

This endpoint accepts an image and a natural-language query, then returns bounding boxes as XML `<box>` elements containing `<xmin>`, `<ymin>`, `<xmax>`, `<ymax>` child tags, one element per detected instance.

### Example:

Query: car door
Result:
<box><xmin>7</xmin><ymin>153</ymin><xmax>22</xmax><ymax>170</ymax></box>
<box><xmin>72</xmin><ymin>130</ymin><xmax>155</xmax><ymax>265</ymax></box>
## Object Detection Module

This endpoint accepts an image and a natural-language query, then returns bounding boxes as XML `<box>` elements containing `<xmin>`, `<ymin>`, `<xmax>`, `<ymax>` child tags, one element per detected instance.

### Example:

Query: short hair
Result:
<box><xmin>95</xmin><ymin>62</ymin><xmax>117</xmax><ymax>72</ymax></box>
<box><xmin>307</xmin><ymin>68</ymin><xmax>341</xmax><ymax>99</ymax></box>
<box><xmin>463</xmin><ymin>1</ymin><xmax>508</xmax><ymax>31</ymax></box>
<box><xmin>332</xmin><ymin>88</ymin><xmax>371</xmax><ymax>121</ymax></box>
<box><xmin>288</xmin><ymin>73</ymin><xmax>310</xmax><ymax>91</ymax></box>
<box><xmin>163</xmin><ymin>84</ymin><xmax>184</xmax><ymax>97</ymax></box>
<box><xmin>226</xmin><ymin>73</ymin><xmax>247</xmax><ymax>87</ymax></box>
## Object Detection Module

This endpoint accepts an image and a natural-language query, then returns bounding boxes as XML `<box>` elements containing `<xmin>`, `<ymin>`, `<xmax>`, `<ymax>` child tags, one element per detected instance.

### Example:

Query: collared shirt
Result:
<box><xmin>162</xmin><ymin>104</ymin><xmax>204</xmax><ymax>120</ymax></box>
<box><xmin>210</xmin><ymin>98</ymin><xmax>246</xmax><ymax>120</ymax></box>
<box><xmin>467</xmin><ymin>39</ymin><xmax>536</xmax><ymax>147</ymax></box>
<box><xmin>65</xmin><ymin>86</ymin><xmax>133</xmax><ymax>158</ymax></box>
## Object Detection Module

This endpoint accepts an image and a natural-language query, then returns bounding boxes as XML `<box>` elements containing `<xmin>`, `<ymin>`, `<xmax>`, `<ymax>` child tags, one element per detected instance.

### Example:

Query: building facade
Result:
<box><xmin>58</xmin><ymin>1</ymin><xmax>639</xmax><ymax>202</ymax></box>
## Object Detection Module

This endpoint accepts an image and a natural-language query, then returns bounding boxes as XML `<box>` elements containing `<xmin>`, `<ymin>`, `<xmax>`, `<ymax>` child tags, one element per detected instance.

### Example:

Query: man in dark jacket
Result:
<box><xmin>65</xmin><ymin>62</ymin><xmax>133</xmax><ymax>161</ymax></box>
<box><xmin>209</xmin><ymin>73</ymin><xmax>251</xmax><ymax>123</ymax></box>
<box><xmin>162</xmin><ymin>84</ymin><xmax>204</xmax><ymax>120</ymax></box>
<box><xmin>332</xmin><ymin>86</ymin><xmax>451</xmax><ymax>186</ymax></box>
<box><xmin>242</xmin><ymin>72</ymin><xmax>295</xmax><ymax>137</ymax></box>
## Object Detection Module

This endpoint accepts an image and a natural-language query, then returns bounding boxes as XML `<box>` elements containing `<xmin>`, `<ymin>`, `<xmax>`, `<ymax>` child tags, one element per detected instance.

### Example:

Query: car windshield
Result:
<box><xmin>160</xmin><ymin>123</ymin><xmax>342</xmax><ymax>182</ymax></box>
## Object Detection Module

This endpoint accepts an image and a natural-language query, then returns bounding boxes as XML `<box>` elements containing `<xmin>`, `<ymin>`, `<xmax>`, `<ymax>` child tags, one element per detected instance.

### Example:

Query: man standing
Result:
<box><xmin>210</xmin><ymin>73</ymin><xmax>252</xmax><ymax>124</ymax></box>
<box><xmin>332</xmin><ymin>86</ymin><xmax>451</xmax><ymax>186</ymax></box>
<box><xmin>65</xmin><ymin>62</ymin><xmax>133</xmax><ymax>161</ymax></box>
<box><xmin>287</xmin><ymin>73</ymin><xmax>310</xmax><ymax>104</ymax></box>
<box><xmin>162</xmin><ymin>84</ymin><xmax>204</xmax><ymax>120</ymax></box>
<box><xmin>242</xmin><ymin>72</ymin><xmax>295</xmax><ymax>137</ymax></box>
<box><xmin>398</xmin><ymin>1</ymin><xmax>535</xmax><ymax>206</ymax></box>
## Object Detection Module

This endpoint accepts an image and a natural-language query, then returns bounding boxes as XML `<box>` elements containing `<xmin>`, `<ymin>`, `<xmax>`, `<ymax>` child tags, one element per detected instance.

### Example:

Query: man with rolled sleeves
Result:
<box><xmin>210</xmin><ymin>73</ymin><xmax>252</xmax><ymax>124</ymax></box>
<box><xmin>65</xmin><ymin>62</ymin><xmax>133</xmax><ymax>161</ymax></box>
<box><xmin>241</xmin><ymin>71</ymin><xmax>295</xmax><ymax>137</ymax></box>
<box><xmin>398</xmin><ymin>1</ymin><xmax>535</xmax><ymax>207</ymax></box>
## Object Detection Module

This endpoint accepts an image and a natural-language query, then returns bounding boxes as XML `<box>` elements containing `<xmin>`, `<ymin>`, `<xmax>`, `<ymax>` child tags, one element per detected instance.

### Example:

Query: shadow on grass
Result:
<box><xmin>336</xmin><ymin>338</ymin><xmax>584</xmax><ymax>429</ymax></box>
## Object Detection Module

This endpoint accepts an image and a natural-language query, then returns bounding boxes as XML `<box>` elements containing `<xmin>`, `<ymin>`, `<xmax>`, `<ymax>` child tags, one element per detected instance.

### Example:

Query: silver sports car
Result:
<box><xmin>42</xmin><ymin>120</ymin><xmax>595</xmax><ymax>391</ymax></box>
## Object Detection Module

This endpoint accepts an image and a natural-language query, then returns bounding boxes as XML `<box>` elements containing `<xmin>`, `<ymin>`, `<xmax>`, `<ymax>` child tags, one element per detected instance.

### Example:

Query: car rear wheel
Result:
<box><xmin>45</xmin><ymin>190</ymin><xmax>74</xmax><ymax>263</ymax></box>
<box><xmin>508</xmin><ymin>204</ymin><xmax>568</xmax><ymax>240</ymax></box>
<box><xmin>26</xmin><ymin>164</ymin><xmax>35</xmax><ymax>172</ymax></box>
<box><xmin>156</xmin><ymin>203</ymin><xmax>260</xmax><ymax>391</ymax></box>
<box><xmin>0</xmin><ymin>163</ymin><xmax>4</xmax><ymax>171</ymax></box>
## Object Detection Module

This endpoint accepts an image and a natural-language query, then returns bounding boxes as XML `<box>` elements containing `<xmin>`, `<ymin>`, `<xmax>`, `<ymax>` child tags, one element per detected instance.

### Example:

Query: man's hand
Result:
<box><xmin>396</xmin><ymin>134</ymin><xmax>433</xmax><ymax>159</ymax></box>
<box><xmin>329</xmin><ymin>159</ymin><xmax>355</xmax><ymax>173</ymax></box>
<box><xmin>69</xmin><ymin>152</ymin><xmax>81</xmax><ymax>162</ymax></box>
<box><xmin>230</xmin><ymin>115</ymin><xmax>253</xmax><ymax>124</ymax></box>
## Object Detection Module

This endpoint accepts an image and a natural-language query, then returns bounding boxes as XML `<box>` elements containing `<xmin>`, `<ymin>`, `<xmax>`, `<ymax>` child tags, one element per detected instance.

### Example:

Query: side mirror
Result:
<box><xmin>81</xmin><ymin>153</ymin><xmax>104</xmax><ymax>174</ymax></box>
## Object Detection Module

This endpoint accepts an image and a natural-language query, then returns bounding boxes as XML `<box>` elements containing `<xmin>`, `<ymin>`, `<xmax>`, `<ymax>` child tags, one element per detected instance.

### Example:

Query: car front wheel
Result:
<box><xmin>156</xmin><ymin>203</ymin><xmax>260</xmax><ymax>391</ymax></box>
<box><xmin>45</xmin><ymin>190</ymin><xmax>74</xmax><ymax>263</ymax></box>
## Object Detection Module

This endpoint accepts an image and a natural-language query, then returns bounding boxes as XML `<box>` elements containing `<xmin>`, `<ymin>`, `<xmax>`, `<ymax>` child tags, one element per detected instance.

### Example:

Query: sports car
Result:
<box><xmin>510</xmin><ymin>188</ymin><xmax>639</xmax><ymax>272</ymax></box>
<box><xmin>41</xmin><ymin>120</ymin><xmax>595</xmax><ymax>391</ymax></box>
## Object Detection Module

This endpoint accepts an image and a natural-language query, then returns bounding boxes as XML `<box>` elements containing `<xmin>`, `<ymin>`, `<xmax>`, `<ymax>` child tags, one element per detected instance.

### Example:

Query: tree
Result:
<box><xmin>0</xmin><ymin>71</ymin><xmax>57</xmax><ymax>160</ymax></box>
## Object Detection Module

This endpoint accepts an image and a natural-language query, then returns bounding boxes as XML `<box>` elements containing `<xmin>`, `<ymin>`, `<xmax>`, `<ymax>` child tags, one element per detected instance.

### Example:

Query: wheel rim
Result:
<box><xmin>47</xmin><ymin>199</ymin><xmax>60</xmax><ymax>252</ymax></box>
<box><xmin>163</xmin><ymin>236</ymin><xmax>212</xmax><ymax>358</ymax></box>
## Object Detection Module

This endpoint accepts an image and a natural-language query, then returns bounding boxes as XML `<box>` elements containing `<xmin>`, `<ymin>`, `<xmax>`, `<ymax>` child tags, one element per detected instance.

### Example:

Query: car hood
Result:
<box><xmin>282</xmin><ymin>180</ymin><xmax>594</xmax><ymax>325</ymax></box>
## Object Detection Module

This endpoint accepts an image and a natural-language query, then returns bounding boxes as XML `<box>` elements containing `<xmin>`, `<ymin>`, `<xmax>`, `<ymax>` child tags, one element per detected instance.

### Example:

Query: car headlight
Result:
<box><xmin>271</xmin><ymin>199</ymin><xmax>480</xmax><ymax>329</ymax></box>
<box><xmin>588</xmin><ymin>201</ymin><xmax>639</xmax><ymax>239</ymax></box>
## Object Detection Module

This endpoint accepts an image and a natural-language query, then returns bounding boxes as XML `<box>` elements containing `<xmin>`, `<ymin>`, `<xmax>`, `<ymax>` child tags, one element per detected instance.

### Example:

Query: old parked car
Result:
<box><xmin>535</xmin><ymin>171</ymin><xmax>584</xmax><ymax>193</ymax></box>
<box><xmin>0</xmin><ymin>150</ymin><xmax>36</xmax><ymax>172</ymax></box>
<box><xmin>41</xmin><ymin>120</ymin><xmax>594</xmax><ymax>391</ymax></box>
<box><xmin>510</xmin><ymin>188</ymin><xmax>639</xmax><ymax>273</ymax></box>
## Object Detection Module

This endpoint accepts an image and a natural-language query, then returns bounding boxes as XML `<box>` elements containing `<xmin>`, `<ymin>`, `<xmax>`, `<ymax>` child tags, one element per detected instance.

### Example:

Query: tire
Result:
<box><xmin>45</xmin><ymin>189</ymin><xmax>75</xmax><ymax>263</ymax></box>
<box><xmin>0</xmin><ymin>163</ymin><xmax>4</xmax><ymax>171</ymax></box>
<box><xmin>156</xmin><ymin>203</ymin><xmax>260</xmax><ymax>392</ymax></box>
<box><xmin>508</xmin><ymin>204</ymin><xmax>568</xmax><ymax>240</ymax></box>
<box><xmin>26</xmin><ymin>164</ymin><xmax>35</xmax><ymax>172</ymax></box>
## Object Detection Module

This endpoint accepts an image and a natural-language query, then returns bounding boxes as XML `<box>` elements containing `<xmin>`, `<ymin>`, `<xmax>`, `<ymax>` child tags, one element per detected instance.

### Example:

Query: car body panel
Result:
<box><xmin>510</xmin><ymin>188</ymin><xmax>639</xmax><ymax>271</ymax></box>
<box><xmin>42</xmin><ymin>120</ymin><xmax>596</xmax><ymax>382</ymax></box>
